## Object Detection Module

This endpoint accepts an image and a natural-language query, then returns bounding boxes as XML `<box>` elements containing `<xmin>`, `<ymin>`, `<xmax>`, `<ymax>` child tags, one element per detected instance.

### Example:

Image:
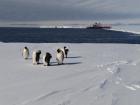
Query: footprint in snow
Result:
<box><xmin>97</xmin><ymin>60</ymin><xmax>129</xmax><ymax>69</ymax></box>
<box><xmin>106</xmin><ymin>67</ymin><xmax>121</xmax><ymax>75</ymax></box>
<box><xmin>100</xmin><ymin>80</ymin><xmax>108</xmax><ymax>89</ymax></box>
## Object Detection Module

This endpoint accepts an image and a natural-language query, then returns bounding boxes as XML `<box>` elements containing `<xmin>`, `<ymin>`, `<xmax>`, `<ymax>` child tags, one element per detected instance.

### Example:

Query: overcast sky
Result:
<box><xmin>0</xmin><ymin>0</ymin><xmax>139</xmax><ymax>21</ymax></box>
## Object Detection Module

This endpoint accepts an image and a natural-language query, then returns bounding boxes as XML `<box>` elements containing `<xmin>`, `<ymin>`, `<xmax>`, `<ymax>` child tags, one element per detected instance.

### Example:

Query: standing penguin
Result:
<box><xmin>60</xmin><ymin>46</ymin><xmax>69</xmax><ymax>58</ymax></box>
<box><xmin>64</xmin><ymin>46</ymin><xmax>69</xmax><ymax>58</ymax></box>
<box><xmin>36</xmin><ymin>50</ymin><xmax>41</xmax><ymax>64</ymax></box>
<box><xmin>56</xmin><ymin>49</ymin><xmax>64</xmax><ymax>65</ymax></box>
<box><xmin>43</xmin><ymin>52</ymin><xmax>52</xmax><ymax>66</ymax></box>
<box><xmin>32</xmin><ymin>50</ymin><xmax>41</xmax><ymax>65</ymax></box>
<box><xmin>22</xmin><ymin>46</ymin><xmax>29</xmax><ymax>59</ymax></box>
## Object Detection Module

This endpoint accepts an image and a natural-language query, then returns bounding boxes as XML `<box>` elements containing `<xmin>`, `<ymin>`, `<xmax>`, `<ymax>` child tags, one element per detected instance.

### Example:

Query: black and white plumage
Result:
<box><xmin>22</xmin><ymin>46</ymin><xmax>29</xmax><ymax>59</ymax></box>
<box><xmin>64</xmin><ymin>46</ymin><xmax>69</xmax><ymax>58</ymax></box>
<box><xmin>43</xmin><ymin>52</ymin><xmax>52</xmax><ymax>66</ymax></box>
<box><xmin>56</xmin><ymin>49</ymin><xmax>64</xmax><ymax>65</ymax></box>
<box><xmin>32</xmin><ymin>50</ymin><xmax>41</xmax><ymax>65</ymax></box>
<box><xmin>60</xmin><ymin>46</ymin><xmax>69</xmax><ymax>58</ymax></box>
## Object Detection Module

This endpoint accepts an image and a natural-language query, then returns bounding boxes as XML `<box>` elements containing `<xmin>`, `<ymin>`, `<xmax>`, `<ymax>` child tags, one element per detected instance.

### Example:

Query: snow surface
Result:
<box><xmin>0</xmin><ymin>43</ymin><xmax>140</xmax><ymax>105</ymax></box>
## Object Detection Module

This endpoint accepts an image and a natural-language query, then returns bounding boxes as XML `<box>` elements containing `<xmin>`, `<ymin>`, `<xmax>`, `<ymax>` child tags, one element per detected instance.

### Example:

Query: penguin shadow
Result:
<box><xmin>50</xmin><ymin>62</ymin><xmax>82</xmax><ymax>66</ymax></box>
<box><xmin>25</xmin><ymin>56</ymin><xmax>82</xmax><ymax>67</ymax></box>
<box><xmin>64</xmin><ymin>62</ymin><xmax>82</xmax><ymax>65</ymax></box>
<box><xmin>37</xmin><ymin>62</ymin><xmax>43</xmax><ymax>65</ymax></box>
<box><xmin>27</xmin><ymin>57</ymin><xmax>32</xmax><ymax>60</ymax></box>
<box><xmin>50</xmin><ymin>56</ymin><xmax>82</xmax><ymax>66</ymax></box>
<box><xmin>66</xmin><ymin>56</ymin><xmax>82</xmax><ymax>59</ymax></box>
<box><xmin>26</xmin><ymin>57</ymin><xmax>43</xmax><ymax>60</ymax></box>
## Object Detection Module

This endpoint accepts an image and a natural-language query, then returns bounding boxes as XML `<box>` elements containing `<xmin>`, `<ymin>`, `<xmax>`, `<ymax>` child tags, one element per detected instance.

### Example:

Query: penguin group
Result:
<box><xmin>22</xmin><ymin>46</ymin><xmax>69</xmax><ymax>66</ymax></box>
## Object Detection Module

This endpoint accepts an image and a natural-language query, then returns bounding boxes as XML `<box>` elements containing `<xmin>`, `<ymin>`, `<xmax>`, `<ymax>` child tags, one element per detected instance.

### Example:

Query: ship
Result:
<box><xmin>86</xmin><ymin>22</ymin><xmax>111</xmax><ymax>29</ymax></box>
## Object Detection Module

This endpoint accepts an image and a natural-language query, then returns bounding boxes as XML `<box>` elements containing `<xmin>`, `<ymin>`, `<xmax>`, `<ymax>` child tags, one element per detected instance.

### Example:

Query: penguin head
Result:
<box><xmin>37</xmin><ymin>50</ymin><xmax>41</xmax><ymax>55</ymax></box>
<box><xmin>64</xmin><ymin>46</ymin><xmax>66</xmax><ymax>49</ymax></box>
<box><xmin>57</xmin><ymin>49</ymin><xmax>61</xmax><ymax>53</ymax></box>
<box><xmin>46</xmin><ymin>52</ymin><xmax>52</xmax><ymax>58</ymax></box>
<box><xmin>24</xmin><ymin>46</ymin><xmax>28</xmax><ymax>49</ymax></box>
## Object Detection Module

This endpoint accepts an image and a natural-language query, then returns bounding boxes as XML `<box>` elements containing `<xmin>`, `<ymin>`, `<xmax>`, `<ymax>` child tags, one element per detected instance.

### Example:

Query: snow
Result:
<box><xmin>0</xmin><ymin>43</ymin><xmax>140</xmax><ymax>105</ymax></box>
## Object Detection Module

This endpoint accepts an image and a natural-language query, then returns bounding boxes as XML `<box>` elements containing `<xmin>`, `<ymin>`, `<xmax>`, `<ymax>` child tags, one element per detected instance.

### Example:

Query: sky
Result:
<box><xmin>0</xmin><ymin>0</ymin><xmax>140</xmax><ymax>22</ymax></box>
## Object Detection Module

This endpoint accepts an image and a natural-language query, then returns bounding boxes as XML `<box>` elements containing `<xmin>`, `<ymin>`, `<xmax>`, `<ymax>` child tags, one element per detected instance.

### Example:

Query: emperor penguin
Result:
<box><xmin>60</xmin><ymin>46</ymin><xmax>69</xmax><ymax>58</ymax></box>
<box><xmin>32</xmin><ymin>50</ymin><xmax>41</xmax><ymax>65</ymax></box>
<box><xmin>56</xmin><ymin>49</ymin><xmax>64</xmax><ymax>65</ymax></box>
<box><xmin>22</xmin><ymin>46</ymin><xmax>29</xmax><ymax>59</ymax></box>
<box><xmin>64</xmin><ymin>46</ymin><xmax>69</xmax><ymax>58</ymax></box>
<box><xmin>43</xmin><ymin>52</ymin><xmax>52</xmax><ymax>66</ymax></box>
